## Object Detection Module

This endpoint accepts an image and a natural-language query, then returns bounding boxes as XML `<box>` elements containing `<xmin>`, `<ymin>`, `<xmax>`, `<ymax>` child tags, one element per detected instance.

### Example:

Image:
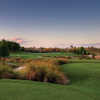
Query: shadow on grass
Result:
<box><xmin>62</xmin><ymin>64</ymin><xmax>90</xmax><ymax>84</ymax></box>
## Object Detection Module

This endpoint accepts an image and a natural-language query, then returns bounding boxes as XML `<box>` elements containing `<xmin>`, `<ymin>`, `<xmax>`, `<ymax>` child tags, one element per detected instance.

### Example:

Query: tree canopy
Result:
<box><xmin>0</xmin><ymin>40</ymin><xmax>20</xmax><ymax>52</ymax></box>
<box><xmin>0</xmin><ymin>40</ymin><xmax>21</xmax><ymax>57</ymax></box>
<box><xmin>0</xmin><ymin>40</ymin><xmax>9</xmax><ymax>57</ymax></box>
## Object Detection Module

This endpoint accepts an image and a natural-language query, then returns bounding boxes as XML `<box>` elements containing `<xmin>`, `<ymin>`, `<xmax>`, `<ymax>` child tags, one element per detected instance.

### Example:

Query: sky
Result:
<box><xmin>0</xmin><ymin>0</ymin><xmax>100</xmax><ymax>48</ymax></box>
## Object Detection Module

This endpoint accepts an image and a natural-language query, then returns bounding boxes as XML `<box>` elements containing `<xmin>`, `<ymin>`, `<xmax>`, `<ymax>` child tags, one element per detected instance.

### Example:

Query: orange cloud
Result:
<box><xmin>11</xmin><ymin>37</ymin><xmax>24</xmax><ymax>44</ymax></box>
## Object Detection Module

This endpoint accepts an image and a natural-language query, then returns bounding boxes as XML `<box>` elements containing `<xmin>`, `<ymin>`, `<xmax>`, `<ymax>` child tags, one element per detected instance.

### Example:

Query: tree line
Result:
<box><xmin>0</xmin><ymin>39</ymin><xmax>99</xmax><ymax>57</ymax></box>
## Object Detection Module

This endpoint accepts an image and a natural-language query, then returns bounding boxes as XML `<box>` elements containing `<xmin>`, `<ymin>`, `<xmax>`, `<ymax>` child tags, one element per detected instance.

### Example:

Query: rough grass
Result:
<box><xmin>0</xmin><ymin>62</ymin><xmax>100</xmax><ymax>100</ymax></box>
<box><xmin>0</xmin><ymin>58</ymin><xmax>68</xmax><ymax>84</ymax></box>
<box><xmin>17</xmin><ymin>58</ymin><xmax>69</xmax><ymax>84</ymax></box>
<box><xmin>0</xmin><ymin>63</ymin><xmax>16</xmax><ymax>79</ymax></box>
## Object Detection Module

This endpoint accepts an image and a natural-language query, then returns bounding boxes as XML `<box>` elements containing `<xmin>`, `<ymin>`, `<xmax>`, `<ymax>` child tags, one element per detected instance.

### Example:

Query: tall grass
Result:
<box><xmin>0</xmin><ymin>63</ymin><xmax>16</xmax><ymax>79</ymax></box>
<box><xmin>17</xmin><ymin>59</ymin><xmax>69</xmax><ymax>85</ymax></box>
<box><xmin>0</xmin><ymin>58</ymin><xmax>69</xmax><ymax>85</ymax></box>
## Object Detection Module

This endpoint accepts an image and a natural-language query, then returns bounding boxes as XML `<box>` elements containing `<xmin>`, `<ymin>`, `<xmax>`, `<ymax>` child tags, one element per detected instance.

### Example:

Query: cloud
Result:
<box><xmin>10</xmin><ymin>37</ymin><xmax>33</xmax><ymax>47</ymax></box>
<box><xmin>54</xmin><ymin>42</ymin><xmax>100</xmax><ymax>48</ymax></box>
<box><xmin>0</xmin><ymin>36</ymin><xmax>31</xmax><ymax>46</ymax></box>
<box><xmin>9</xmin><ymin>37</ymin><xmax>35</xmax><ymax>47</ymax></box>
<box><xmin>11</xmin><ymin>37</ymin><xmax>24</xmax><ymax>44</ymax></box>
<box><xmin>0</xmin><ymin>36</ymin><xmax>100</xmax><ymax>48</ymax></box>
<box><xmin>77</xmin><ymin>43</ymin><xmax>100</xmax><ymax>48</ymax></box>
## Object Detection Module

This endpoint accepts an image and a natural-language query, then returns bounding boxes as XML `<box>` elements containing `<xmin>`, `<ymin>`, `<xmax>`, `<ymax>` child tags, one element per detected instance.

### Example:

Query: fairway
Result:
<box><xmin>0</xmin><ymin>62</ymin><xmax>100</xmax><ymax>100</ymax></box>
<box><xmin>10</xmin><ymin>52</ymin><xmax>77</xmax><ymax>59</ymax></box>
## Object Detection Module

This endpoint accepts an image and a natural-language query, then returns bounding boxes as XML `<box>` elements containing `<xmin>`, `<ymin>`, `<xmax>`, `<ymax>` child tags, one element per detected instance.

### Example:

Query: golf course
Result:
<box><xmin>0</xmin><ymin>52</ymin><xmax>100</xmax><ymax>100</ymax></box>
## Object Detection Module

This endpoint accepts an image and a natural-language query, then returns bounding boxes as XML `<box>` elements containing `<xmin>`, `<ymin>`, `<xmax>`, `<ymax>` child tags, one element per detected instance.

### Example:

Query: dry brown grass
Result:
<box><xmin>0</xmin><ymin>63</ymin><xmax>17</xmax><ymax>79</ymax></box>
<box><xmin>17</xmin><ymin>58</ymin><xmax>69</xmax><ymax>85</ymax></box>
<box><xmin>0</xmin><ymin>57</ymin><xmax>69</xmax><ymax>85</ymax></box>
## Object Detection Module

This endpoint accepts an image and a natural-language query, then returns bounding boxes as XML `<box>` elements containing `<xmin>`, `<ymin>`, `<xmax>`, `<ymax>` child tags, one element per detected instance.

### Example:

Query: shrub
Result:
<box><xmin>33</xmin><ymin>58</ymin><xmax>68</xmax><ymax>65</ymax></box>
<box><xmin>4</xmin><ymin>57</ymin><xmax>26</xmax><ymax>64</ymax></box>
<box><xmin>44</xmin><ymin>71</ymin><xmax>68</xmax><ymax>84</ymax></box>
<box><xmin>56</xmin><ymin>57</ymin><xmax>68</xmax><ymax>65</ymax></box>
<box><xmin>0</xmin><ymin>63</ymin><xmax>16</xmax><ymax>79</ymax></box>
<box><xmin>17</xmin><ymin>59</ymin><xmax>69</xmax><ymax>85</ymax></box>
<box><xmin>25</xmin><ymin>58</ymin><xmax>34</xmax><ymax>63</ymax></box>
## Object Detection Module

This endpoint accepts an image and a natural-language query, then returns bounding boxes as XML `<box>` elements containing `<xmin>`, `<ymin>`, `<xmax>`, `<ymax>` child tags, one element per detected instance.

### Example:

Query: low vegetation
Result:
<box><xmin>0</xmin><ymin>58</ymin><xmax>69</xmax><ymax>85</ymax></box>
<box><xmin>16</xmin><ymin>58</ymin><xmax>69</xmax><ymax>85</ymax></box>
<box><xmin>0</xmin><ymin>63</ymin><xmax>17</xmax><ymax>79</ymax></box>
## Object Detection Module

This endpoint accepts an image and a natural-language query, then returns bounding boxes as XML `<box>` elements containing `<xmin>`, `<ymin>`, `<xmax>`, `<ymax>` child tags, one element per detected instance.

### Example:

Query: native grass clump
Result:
<box><xmin>0</xmin><ymin>63</ymin><xmax>17</xmax><ymax>79</ymax></box>
<box><xmin>0</xmin><ymin>57</ymin><xmax>69</xmax><ymax>85</ymax></box>
<box><xmin>17</xmin><ymin>58</ymin><xmax>69</xmax><ymax>85</ymax></box>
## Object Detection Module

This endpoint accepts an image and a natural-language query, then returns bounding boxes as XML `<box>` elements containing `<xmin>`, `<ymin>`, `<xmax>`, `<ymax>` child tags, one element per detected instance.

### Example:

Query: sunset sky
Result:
<box><xmin>0</xmin><ymin>0</ymin><xmax>100</xmax><ymax>47</ymax></box>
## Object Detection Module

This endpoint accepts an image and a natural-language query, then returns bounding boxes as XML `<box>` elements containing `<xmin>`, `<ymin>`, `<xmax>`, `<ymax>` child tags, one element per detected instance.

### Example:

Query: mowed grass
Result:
<box><xmin>10</xmin><ymin>52</ymin><xmax>77</xmax><ymax>59</ymax></box>
<box><xmin>0</xmin><ymin>62</ymin><xmax>100</xmax><ymax>100</ymax></box>
<box><xmin>62</xmin><ymin>63</ymin><xmax>100</xmax><ymax>99</ymax></box>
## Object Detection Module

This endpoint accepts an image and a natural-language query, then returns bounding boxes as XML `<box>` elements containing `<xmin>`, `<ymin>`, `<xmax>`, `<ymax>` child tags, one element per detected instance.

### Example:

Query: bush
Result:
<box><xmin>0</xmin><ymin>58</ymin><xmax>69</xmax><ymax>85</ymax></box>
<box><xmin>56</xmin><ymin>57</ymin><xmax>68</xmax><ymax>65</ymax></box>
<box><xmin>44</xmin><ymin>71</ymin><xmax>68</xmax><ymax>84</ymax></box>
<box><xmin>17</xmin><ymin>59</ymin><xmax>69</xmax><ymax>85</ymax></box>
<box><xmin>33</xmin><ymin>58</ymin><xmax>68</xmax><ymax>65</ymax></box>
<box><xmin>4</xmin><ymin>57</ymin><xmax>26</xmax><ymax>64</ymax></box>
<box><xmin>0</xmin><ymin>63</ymin><xmax>16</xmax><ymax>79</ymax></box>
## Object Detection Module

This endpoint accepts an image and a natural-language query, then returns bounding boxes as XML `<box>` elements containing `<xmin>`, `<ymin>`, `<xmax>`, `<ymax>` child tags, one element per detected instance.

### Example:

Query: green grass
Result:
<box><xmin>0</xmin><ymin>62</ymin><xmax>100</xmax><ymax>100</ymax></box>
<box><xmin>69</xmin><ymin>59</ymin><xmax>100</xmax><ymax>63</ymax></box>
<box><xmin>10</xmin><ymin>52</ymin><xmax>77</xmax><ymax>59</ymax></box>
<box><xmin>62</xmin><ymin>63</ymin><xmax>100</xmax><ymax>99</ymax></box>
